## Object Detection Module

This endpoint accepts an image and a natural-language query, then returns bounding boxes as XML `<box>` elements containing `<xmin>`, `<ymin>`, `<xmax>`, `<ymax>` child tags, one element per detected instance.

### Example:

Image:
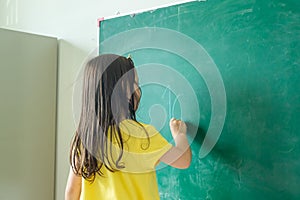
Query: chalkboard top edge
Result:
<box><xmin>97</xmin><ymin>0</ymin><xmax>204</xmax><ymax>24</ymax></box>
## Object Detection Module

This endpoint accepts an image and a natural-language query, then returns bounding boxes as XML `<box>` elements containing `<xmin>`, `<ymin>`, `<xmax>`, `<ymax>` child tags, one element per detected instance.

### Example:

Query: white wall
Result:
<box><xmin>0</xmin><ymin>0</ymin><xmax>184</xmax><ymax>51</ymax></box>
<box><xmin>0</xmin><ymin>0</ymin><xmax>182</xmax><ymax>199</ymax></box>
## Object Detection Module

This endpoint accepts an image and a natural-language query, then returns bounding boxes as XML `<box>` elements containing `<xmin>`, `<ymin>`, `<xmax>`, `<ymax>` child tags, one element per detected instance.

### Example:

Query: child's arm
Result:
<box><xmin>159</xmin><ymin>118</ymin><xmax>192</xmax><ymax>169</ymax></box>
<box><xmin>65</xmin><ymin>167</ymin><xmax>82</xmax><ymax>200</ymax></box>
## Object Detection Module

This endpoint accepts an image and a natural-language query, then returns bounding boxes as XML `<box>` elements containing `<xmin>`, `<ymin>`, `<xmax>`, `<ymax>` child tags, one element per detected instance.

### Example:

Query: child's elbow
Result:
<box><xmin>179</xmin><ymin>156</ymin><xmax>191</xmax><ymax>169</ymax></box>
<box><xmin>183</xmin><ymin>160</ymin><xmax>191</xmax><ymax>169</ymax></box>
<box><xmin>176</xmin><ymin>151</ymin><xmax>192</xmax><ymax>169</ymax></box>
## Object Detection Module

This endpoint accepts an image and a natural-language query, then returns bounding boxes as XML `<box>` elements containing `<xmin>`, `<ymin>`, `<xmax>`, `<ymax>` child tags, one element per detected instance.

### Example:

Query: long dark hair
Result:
<box><xmin>70</xmin><ymin>54</ymin><xmax>142</xmax><ymax>182</ymax></box>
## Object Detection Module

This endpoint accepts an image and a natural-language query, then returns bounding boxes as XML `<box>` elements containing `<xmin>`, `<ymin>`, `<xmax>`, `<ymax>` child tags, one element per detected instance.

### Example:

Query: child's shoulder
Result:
<box><xmin>119</xmin><ymin>119</ymin><xmax>158</xmax><ymax>137</ymax></box>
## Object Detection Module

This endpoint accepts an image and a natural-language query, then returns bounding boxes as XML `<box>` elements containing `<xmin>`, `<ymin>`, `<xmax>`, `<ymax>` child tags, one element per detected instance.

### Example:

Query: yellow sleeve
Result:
<box><xmin>118</xmin><ymin>120</ymin><xmax>173</xmax><ymax>172</ymax></box>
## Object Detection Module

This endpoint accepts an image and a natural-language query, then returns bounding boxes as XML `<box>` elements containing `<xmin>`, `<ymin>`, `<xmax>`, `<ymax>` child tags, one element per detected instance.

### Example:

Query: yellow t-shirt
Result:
<box><xmin>80</xmin><ymin>120</ymin><xmax>172</xmax><ymax>200</ymax></box>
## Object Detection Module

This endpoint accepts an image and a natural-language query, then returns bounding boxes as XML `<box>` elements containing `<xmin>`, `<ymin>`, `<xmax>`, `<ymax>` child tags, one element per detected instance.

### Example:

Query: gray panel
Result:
<box><xmin>0</xmin><ymin>28</ymin><xmax>57</xmax><ymax>200</ymax></box>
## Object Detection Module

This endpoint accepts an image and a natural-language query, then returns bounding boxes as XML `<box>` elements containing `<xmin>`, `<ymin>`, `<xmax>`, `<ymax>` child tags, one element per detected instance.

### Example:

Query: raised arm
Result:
<box><xmin>159</xmin><ymin>118</ymin><xmax>192</xmax><ymax>169</ymax></box>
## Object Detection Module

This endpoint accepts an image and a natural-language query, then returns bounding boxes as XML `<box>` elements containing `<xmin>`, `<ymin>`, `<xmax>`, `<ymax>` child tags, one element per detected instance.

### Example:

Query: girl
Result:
<box><xmin>65</xmin><ymin>54</ymin><xmax>191</xmax><ymax>200</ymax></box>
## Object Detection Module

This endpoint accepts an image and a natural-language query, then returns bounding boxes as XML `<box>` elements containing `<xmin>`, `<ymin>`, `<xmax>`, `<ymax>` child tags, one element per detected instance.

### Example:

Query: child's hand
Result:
<box><xmin>160</xmin><ymin>118</ymin><xmax>191</xmax><ymax>169</ymax></box>
<box><xmin>169</xmin><ymin>118</ymin><xmax>187</xmax><ymax>139</ymax></box>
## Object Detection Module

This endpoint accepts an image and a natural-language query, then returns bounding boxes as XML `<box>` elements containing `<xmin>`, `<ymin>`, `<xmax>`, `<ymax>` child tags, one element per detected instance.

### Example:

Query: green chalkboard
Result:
<box><xmin>99</xmin><ymin>0</ymin><xmax>300</xmax><ymax>199</ymax></box>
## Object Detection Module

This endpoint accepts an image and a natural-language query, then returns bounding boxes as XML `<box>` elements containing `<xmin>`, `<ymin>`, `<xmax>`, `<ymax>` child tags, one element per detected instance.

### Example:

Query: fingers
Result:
<box><xmin>170</xmin><ymin>117</ymin><xmax>178</xmax><ymax>125</ymax></box>
<box><xmin>169</xmin><ymin>118</ymin><xmax>187</xmax><ymax>137</ymax></box>
<box><xmin>169</xmin><ymin>118</ymin><xmax>185</xmax><ymax>126</ymax></box>
<box><xmin>170</xmin><ymin>117</ymin><xmax>183</xmax><ymax>122</ymax></box>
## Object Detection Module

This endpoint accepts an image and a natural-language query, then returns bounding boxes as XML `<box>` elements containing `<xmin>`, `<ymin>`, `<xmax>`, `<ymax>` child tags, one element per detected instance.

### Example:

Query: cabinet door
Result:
<box><xmin>0</xmin><ymin>28</ymin><xmax>57</xmax><ymax>200</ymax></box>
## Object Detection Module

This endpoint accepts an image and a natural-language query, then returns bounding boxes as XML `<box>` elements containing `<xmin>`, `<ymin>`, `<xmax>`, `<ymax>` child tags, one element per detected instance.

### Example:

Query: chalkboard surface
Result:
<box><xmin>99</xmin><ymin>0</ymin><xmax>300</xmax><ymax>199</ymax></box>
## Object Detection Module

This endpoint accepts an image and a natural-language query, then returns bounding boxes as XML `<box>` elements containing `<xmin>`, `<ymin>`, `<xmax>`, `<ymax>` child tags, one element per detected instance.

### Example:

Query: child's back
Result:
<box><xmin>65</xmin><ymin>54</ymin><xmax>191</xmax><ymax>200</ymax></box>
<box><xmin>81</xmin><ymin>120</ymin><xmax>171</xmax><ymax>200</ymax></box>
